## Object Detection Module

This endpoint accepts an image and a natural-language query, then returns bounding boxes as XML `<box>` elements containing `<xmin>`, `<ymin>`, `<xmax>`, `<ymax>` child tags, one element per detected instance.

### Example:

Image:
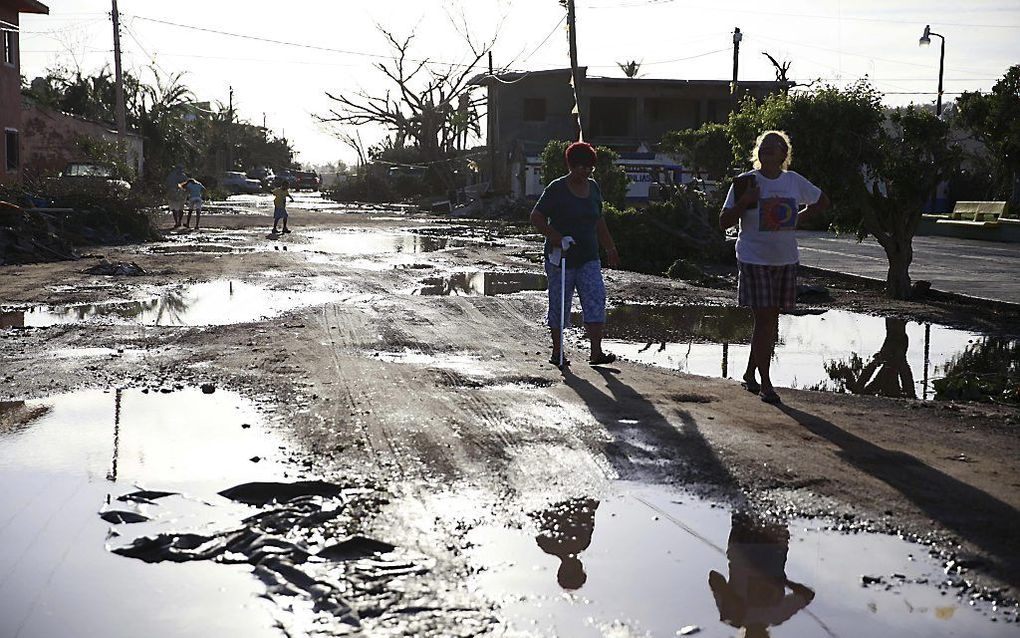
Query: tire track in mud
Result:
<box><xmin>316</xmin><ymin>302</ymin><xmax>407</xmax><ymax>479</ymax></box>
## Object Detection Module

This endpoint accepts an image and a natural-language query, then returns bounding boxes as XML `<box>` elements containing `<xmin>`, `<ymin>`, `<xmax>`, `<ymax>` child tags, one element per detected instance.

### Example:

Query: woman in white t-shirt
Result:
<box><xmin>719</xmin><ymin>131</ymin><xmax>830</xmax><ymax>404</ymax></box>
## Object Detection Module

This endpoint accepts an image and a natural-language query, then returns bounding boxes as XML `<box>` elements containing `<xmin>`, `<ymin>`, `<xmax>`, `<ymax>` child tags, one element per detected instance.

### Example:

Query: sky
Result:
<box><xmin>16</xmin><ymin>0</ymin><xmax>1020</xmax><ymax>167</ymax></box>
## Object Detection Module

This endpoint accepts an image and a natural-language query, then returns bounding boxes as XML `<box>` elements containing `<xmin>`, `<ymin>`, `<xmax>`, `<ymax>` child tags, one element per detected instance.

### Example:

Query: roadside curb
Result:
<box><xmin>798</xmin><ymin>264</ymin><xmax>1020</xmax><ymax>314</ymax></box>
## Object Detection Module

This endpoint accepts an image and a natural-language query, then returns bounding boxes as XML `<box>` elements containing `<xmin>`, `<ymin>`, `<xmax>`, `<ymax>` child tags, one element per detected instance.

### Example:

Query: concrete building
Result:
<box><xmin>20</xmin><ymin>97</ymin><xmax>144</xmax><ymax>178</ymax></box>
<box><xmin>0</xmin><ymin>0</ymin><xmax>48</xmax><ymax>184</ymax></box>
<box><xmin>471</xmin><ymin>67</ymin><xmax>782</xmax><ymax>197</ymax></box>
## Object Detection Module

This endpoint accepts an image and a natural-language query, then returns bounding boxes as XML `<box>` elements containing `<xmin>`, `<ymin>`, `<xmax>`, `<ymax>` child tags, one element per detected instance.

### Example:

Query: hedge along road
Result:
<box><xmin>0</xmin><ymin>203</ymin><xmax>1017</xmax><ymax>635</ymax></box>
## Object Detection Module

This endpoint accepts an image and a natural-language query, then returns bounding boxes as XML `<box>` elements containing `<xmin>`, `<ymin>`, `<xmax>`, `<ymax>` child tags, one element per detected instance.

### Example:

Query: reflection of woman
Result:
<box><xmin>534</xmin><ymin>498</ymin><xmax>599</xmax><ymax>590</ymax></box>
<box><xmin>530</xmin><ymin>142</ymin><xmax>620</xmax><ymax>367</ymax></box>
<box><xmin>719</xmin><ymin>131</ymin><xmax>830</xmax><ymax>404</ymax></box>
<box><xmin>709</xmin><ymin>513</ymin><xmax>814</xmax><ymax>638</ymax></box>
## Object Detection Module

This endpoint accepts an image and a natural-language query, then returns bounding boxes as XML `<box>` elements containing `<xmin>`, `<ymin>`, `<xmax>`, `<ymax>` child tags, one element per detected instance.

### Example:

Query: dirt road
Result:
<box><xmin>1</xmin><ymin>204</ymin><xmax>1017</xmax><ymax>636</ymax></box>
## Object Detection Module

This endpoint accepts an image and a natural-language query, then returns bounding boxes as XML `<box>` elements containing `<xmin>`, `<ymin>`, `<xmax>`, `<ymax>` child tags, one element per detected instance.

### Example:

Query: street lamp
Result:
<box><xmin>918</xmin><ymin>25</ymin><xmax>946</xmax><ymax>116</ymax></box>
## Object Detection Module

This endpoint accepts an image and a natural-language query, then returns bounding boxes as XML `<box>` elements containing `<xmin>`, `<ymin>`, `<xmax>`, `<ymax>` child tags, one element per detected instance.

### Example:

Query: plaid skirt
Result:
<box><xmin>737</xmin><ymin>262</ymin><xmax>798</xmax><ymax>310</ymax></box>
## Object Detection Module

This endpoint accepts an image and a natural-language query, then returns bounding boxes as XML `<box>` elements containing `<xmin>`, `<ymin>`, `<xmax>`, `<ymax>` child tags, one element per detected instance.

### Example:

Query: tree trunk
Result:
<box><xmin>883</xmin><ymin>235</ymin><xmax>913</xmax><ymax>300</ymax></box>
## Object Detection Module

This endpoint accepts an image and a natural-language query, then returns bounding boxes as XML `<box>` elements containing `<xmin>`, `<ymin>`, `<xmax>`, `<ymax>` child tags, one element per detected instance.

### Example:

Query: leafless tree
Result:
<box><xmin>761</xmin><ymin>51</ymin><xmax>816</xmax><ymax>93</ymax></box>
<box><xmin>317</xmin><ymin>26</ymin><xmax>495</xmax><ymax>179</ymax></box>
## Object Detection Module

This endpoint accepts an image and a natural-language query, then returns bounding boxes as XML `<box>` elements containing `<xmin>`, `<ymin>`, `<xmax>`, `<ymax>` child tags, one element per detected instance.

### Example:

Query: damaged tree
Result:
<box><xmin>729</xmin><ymin>82</ymin><xmax>957</xmax><ymax>299</ymax></box>
<box><xmin>318</xmin><ymin>26</ymin><xmax>493</xmax><ymax>192</ymax></box>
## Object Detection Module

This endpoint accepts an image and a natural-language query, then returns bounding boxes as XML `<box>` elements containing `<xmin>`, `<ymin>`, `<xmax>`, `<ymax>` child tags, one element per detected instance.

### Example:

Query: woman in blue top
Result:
<box><xmin>530</xmin><ymin>142</ymin><xmax>621</xmax><ymax>367</ymax></box>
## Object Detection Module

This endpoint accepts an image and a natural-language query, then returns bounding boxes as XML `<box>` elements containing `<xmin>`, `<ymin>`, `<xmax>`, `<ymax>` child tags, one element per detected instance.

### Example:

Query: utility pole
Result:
<box><xmin>487</xmin><ymin>50</ymin><xmax>499</xmax><ymax>192</ymax></box>
<box><xmin>731</xmin><ymin>27</ymin><xmax>742</xmax><ymax>110</ymax></box>
<box><xmin>111</xmin><ymin>0</ymin><xmax>128</xmax><ymax>164</ymax></box>
<box><xmin>226</xmin><ymin>85</ymin><xmax>234</xmax><ymax>170</ymax></box>
<box><xmin>566</xmin><ymin>0</ymin><xmax>583</xmax><ymax>141</ymax></box>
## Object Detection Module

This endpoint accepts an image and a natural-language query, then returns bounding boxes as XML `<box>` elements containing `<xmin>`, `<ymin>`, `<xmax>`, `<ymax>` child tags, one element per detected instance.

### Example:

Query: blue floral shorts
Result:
<box><xmin>545</xmin><ymin>258</ymin><xmax>606</xmax><ymax>329</ymax></box>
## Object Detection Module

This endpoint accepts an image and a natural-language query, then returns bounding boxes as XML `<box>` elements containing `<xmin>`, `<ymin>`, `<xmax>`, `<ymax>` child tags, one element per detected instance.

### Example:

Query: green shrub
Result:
<box><xmin>539</xmin><ymin>140</ymin><xmax>630</xmax><ymax>208</ymax></box>
<box><xmin>604</xmin><ymin>184</ymin><xmax>727</xmax><ymax>275</ymax></box>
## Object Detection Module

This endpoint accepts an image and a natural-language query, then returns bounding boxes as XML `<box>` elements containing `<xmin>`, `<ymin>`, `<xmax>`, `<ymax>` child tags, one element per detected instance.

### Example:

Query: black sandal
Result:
<box><xmin>741</xmin><ymin>379</ymin><xmax>761</xmax><ymax>394</ymax></box>
<box><xmin>759</xmin><ymin>388</ymin><xmax>782</xmax><ymax>404</ymax></box>
<box><xmin>588</xmin><ymin>352</ymin><xmax>617</xmax><ymax>366</ymax></box>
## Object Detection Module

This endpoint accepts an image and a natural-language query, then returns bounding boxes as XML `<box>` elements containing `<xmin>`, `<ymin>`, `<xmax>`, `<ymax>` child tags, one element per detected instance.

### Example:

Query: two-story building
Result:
<box><xmin>1</xmin><ymin>0</ymin><xmax>48</xmax><ymax>184</ymax></box>
<box><xmin>472</xmin><ymin>67</ymin><xmax>782</xmax><ymax>198</ymax></box>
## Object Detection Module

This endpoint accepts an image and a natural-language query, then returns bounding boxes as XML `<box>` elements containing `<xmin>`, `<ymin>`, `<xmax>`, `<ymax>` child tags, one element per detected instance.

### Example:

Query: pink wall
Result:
<box><xmin>1</xmin><ymin>7</ymin><xmax>22</xmax><ymax>183</ymax></box>
<box><xmin>21</xmin><ymin>100</ymin><xmax>143</xmax><ymax>178</ymax></box>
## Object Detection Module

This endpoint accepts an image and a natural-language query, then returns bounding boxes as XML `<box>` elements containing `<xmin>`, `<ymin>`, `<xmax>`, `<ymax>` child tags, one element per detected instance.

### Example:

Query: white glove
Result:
<box><xmin>561</xmin><ymin>236</ymin><xmax>575</xmax><ymax>251</ymax></box>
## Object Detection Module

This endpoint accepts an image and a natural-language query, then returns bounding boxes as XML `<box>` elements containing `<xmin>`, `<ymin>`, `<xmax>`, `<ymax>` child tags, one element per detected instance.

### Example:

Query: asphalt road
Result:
<box><xmin>797</xmin><ymin>231</ymin><xmax>1020</xmax><ymax>305</ymax></box>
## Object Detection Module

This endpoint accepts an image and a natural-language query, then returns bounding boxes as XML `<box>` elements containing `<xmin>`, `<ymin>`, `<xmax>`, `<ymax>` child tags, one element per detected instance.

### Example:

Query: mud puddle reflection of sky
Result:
<box><xmin>3</xmin><ymin>278</ymin><xmax>341</xmax><ymax>327</ymax></box>
<box><xmin>465</xmin><ymin>482</ymin><xmax>1015</xmax><ymax>637</ymax></box>
<box><xmin>0</xmin><ymin>387</ymin><xmax>286</xmax><ymax>638</ymax></box>
<box><xmin>415</xmin><ymin>271</ymin><xmax>547</xmax><ymax>296</ymax></box>
<box><xmin>583</xmin><ymin>305</ymin><xmax>1017</xmax><ymax>400</ymax></box>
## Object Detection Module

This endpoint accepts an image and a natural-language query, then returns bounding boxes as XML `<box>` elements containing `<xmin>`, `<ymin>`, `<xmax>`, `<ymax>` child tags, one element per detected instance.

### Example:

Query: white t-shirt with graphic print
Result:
<box><xmin>723</xmin><ymin>169</ymin><xmax>822</xmax><ymax>266</ymax></box>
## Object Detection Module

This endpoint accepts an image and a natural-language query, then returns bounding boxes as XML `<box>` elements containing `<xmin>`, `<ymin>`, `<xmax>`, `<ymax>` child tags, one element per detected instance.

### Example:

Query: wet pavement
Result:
<box><xmin>587</xmin><ymin>305</ymin><xmax>1018</xmax><ymax>400</ymax></box>
<box><xmin>2</xmin><ymin>211</ymin><xmax>1018</xmax><ymax>637</ymax></box>
<box><xmin>797</xmin><ymin>231</ymin><xmax>1020</xmax><ymax>306</ymax></box>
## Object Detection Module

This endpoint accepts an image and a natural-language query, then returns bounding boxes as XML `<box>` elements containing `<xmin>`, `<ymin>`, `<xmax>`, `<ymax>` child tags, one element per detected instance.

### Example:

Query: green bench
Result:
<box><xmin>939</xmin><ymin>201</ymin><xmax>1008</xmax><ymax>227</ymax></box>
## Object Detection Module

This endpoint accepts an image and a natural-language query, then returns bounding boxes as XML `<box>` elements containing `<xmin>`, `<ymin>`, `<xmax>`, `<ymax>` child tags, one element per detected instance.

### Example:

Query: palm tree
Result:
<box><xmin>137</xmin><ymin>70</ymin><xmax>197</xmax><ymax>182</ymax></box>
<box><xmin>617</xmin><ymin>60</ymin><xmax>642</xmax><ymax>79</ymax></box>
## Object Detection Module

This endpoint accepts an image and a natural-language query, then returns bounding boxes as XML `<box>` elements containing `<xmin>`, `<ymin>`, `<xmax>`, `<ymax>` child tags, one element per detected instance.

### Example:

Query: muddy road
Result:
<box><xmin>2</xmin><ymin>197</ymin><xmax>1018</xmax><ymax>637</ymax></box>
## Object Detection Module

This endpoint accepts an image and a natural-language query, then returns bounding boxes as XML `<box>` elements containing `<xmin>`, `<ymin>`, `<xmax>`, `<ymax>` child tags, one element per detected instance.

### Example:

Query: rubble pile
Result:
<box><xmin>0</xmin><ymin>204</ymin><xmax>78</xmax><ymax>265</ymax></box>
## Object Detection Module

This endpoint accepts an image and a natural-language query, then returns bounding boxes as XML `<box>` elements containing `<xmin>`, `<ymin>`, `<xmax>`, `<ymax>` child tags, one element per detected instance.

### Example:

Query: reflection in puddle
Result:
<box><xmin>594</xmin><ymin>305</ymin><xmax>1017</xmax><ymax>400</ymax></box>
<box><xmin>535</xmin><ymin>498</ymin><xmax>599</xmax><ymax>590</ymax></box>
<box><xmin>468</xmin><ymin>483</ymin><xmax>1014</xmax><ymax>637</ymax></box>
<box><xmin>416</xmin><ymin>271</ymin><xmax>547</xmax><ymax>296</ymax></box>
<box><xmin>710</xmin><ymin>512</ymin><xmax>813</xmax><ymax>636</ymax></box>
<box><xmin>0</xmin><ymin>387</ymin><xmax>284</xmax><ymax>638</ymax></box>
<box><xmin>6</xmin><ymin>279</ymin><xmax>340</xmax><ymax>327</ymax></box>
<box><xmin>286</xmin><ymin>230</ymin><xmax>450</xmax><ymax>255</ymax></box>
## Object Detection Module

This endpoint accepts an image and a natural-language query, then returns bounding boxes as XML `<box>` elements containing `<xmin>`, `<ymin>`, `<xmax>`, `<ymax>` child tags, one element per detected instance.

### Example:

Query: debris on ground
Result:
<box><xmin>82</xmin><ymin>259</ymin><xmax>146</xmax><ymax>276</ymax></box>
<box><xmin>0</xmin><ymin>206</ymin><xmax>78</xmax><ymax>265</ymax></box>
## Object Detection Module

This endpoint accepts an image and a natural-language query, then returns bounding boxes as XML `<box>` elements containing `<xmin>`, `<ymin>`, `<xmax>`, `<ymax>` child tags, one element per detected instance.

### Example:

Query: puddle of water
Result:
<box><xmin>150</xmin><ymin>243</ymin><xmax>248</xmax><ymax>254</ymax></box>
<box><xmin>590</xmin><ymin>305</ymin><xmax>1016</xmax><ymax>400</ymax></box>
<box><xmin>0</xmin><ymin>388</ymin><xmax>286</xmax><ymax>638</ymax></box>
<box><xmin>5</xmin><ymin>279</ymin><xmax>340</xmax><ymax>327</ymax></box>
<box><xmin>466</xmin><ymin>482</ymin><xmax>1015</xmax><ymax>637</ymax></box>
<box><xmin>416</xmin><ymin>271</ymin><xmax>547</xmax><ymax>296</ymax></box>
<box><xmin>279</xmin><ymin>229</ymin><xmax>451</xmax><ymax>256</ymax></box>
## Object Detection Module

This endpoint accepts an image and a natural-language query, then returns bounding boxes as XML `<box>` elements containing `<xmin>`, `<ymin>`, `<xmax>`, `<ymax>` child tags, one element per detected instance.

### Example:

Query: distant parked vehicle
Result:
<box><xmin>293</xmin><ymin>170</ymin><xmax>321</xmax><ymax>191</ymax></box>
<box><xmin>52</xmin><ymin>162</ymin><xmax>131</xmax><ymax>192</ymax></box>
<box><xmin>274</xmin><ymin>169</ymin><xmax>298</xmax><ymax>188</ymax></box>
<box><xmin>246</xmin><ymin>166</ymin><xmax>275</xmax><ymax>190</ymax></box>
<box><xmin>220</xmin><ymin>171</ymin><xmax>262</xmax><ymax>194</ymax></box>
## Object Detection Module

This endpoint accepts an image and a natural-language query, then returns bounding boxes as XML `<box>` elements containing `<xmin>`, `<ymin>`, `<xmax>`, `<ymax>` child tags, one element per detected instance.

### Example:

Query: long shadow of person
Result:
<box><xmin>560</xmin><ymin>364</ymin><xmax>738</xmax><ymax>490</ymax></box>
<box><xmin>709</xmin><ymin>512</ymin><xmax>814</xmax><ymax>638</ymax></box>
<box><xmin>777</xmin><ymin>402</ymin><xmax>1020</xmax><ymax>588</ymax></box>
<box><xmin>534</xmin><ymin>497</ymin><xmax>600</xmax><ymax>590</ymax></box>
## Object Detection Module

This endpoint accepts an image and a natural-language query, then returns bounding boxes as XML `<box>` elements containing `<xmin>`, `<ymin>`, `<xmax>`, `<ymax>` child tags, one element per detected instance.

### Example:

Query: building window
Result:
<box><xmin>589</xmin><ymin>97</ymin><xmax>634</xmax><ymax>137</ymax></box>
<box><xmin>523</xmin><ymin>98</ymin><xmax>546</xmax><ymax>122</ymax></box>
<box><xmin>5</xmin><ymin>129</ymin><xmax>19</xmax><ymax>172</ymax></box>
<box><xmin>3</xmin><ymin>30</ymin><xmax>16</xmax><ymax>66</ymax></box>
<box><xmin>644</xmin><ymin>97</ymin><xmax>700</xmax><ymax>129</ymax></box>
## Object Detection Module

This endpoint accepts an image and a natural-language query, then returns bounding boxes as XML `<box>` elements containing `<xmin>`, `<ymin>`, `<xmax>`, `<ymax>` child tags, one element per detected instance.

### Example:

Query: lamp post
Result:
<box><xmin>918</xmin><ymin>25</ymin><xmax>946</xmax><ymax>116</ymax></box>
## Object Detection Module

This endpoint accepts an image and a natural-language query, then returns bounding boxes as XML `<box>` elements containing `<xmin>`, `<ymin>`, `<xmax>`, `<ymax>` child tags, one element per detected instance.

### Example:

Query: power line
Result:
<box><xmin>748</xmin><ymin>33</ymin><xmax>997</xmax><ymax>76</ymax></box>
<box><xmin>582</xmin><ymin>0</ymin><xmax>1020</xmax><ymax>28</ymax></box>
<box><xmin>129</xmin><ymin>14</ymin><xmax>487</xmax><ymax>70</ymax></box>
